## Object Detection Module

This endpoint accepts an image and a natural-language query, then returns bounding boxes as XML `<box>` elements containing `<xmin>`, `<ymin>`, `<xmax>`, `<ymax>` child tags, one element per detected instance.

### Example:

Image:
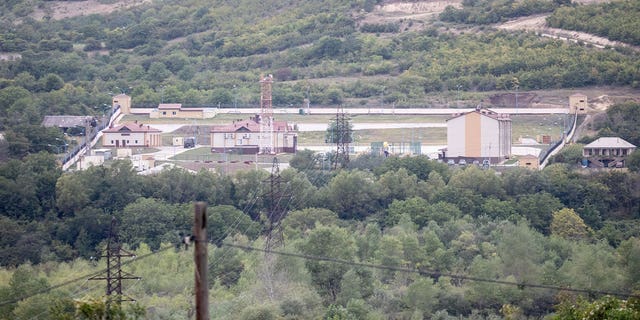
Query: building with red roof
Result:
<box><xmin>210</xmin><ymin>115</ymin><xmax>297</xmax><ymax>154</ymax></box>
<box><xmin>102</xmin><ymin>122</ymin><xmax>162</xmax><ymax>148</ymax></box>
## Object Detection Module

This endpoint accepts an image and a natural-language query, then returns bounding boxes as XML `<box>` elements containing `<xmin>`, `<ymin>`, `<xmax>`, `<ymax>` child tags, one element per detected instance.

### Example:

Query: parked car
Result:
<box><xmin>459</xmin><ymin>159</ymin><xmax>467</xmax><ymax>166</ymax></box>
<box><xmin>482</xmin><ymin>159</ymin><xmax>491</xmax><ymax>168</ymax></box>
<box><xmin>447</xmin><ymin>159</ymin><xmax>455</xmax><ymax>166</ymax></box>
<box><xmin>184</xmin><ymin>137</ymin><xmax>196</xmax><ymax>148</ymax></box>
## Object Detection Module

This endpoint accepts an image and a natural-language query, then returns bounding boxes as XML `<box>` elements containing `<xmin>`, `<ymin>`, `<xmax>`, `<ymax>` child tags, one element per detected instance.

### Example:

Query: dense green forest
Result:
<box><xmin>547</xmin><ymin>0</ymin><xmax>640</xmax><ymax>46</ymax></box>
<box><xmin>2</xmin><ymin>0</ymin><xmax>640</xmax><ymax>318</ymax></box>
<box><xmin>439</xmin><ymin>0</ymin><xmax>558</xmax><ymax>25</ymax></box>
<box><xmin>1</xmin><ymin>103</ymin><xmax>640</xmax><ymax>319</ymax></box>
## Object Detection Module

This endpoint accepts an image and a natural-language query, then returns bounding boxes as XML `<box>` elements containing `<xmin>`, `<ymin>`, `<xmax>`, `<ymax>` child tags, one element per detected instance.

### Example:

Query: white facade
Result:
<box><xmin>446</xmin><ymin>109</ymin><xmax>512</xmax><ymax>160</ymax></box>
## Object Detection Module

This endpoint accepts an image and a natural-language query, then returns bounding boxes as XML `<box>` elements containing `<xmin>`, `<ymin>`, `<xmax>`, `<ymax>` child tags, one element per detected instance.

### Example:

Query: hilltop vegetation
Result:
<box><xmin>547</xmin><ymin>0</ymin><xmax>640</xmax><ymax>46</ymax></box>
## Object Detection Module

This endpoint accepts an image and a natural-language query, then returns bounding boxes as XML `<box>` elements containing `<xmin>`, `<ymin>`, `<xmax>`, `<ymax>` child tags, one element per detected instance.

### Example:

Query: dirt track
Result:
<box><xmin>31</xmin><ymin>0</ymin><xmax>151</xmax><ymax>20</ymax></box>
<box><xmin>496</xmin><ymin>14</ymin><xmax>635</xmax><ymax>50</ymax></box>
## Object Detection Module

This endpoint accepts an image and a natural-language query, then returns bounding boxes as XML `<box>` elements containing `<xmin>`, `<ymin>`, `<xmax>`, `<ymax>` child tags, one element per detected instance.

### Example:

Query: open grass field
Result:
<box><xmin>128</xmin><ymin>112</ymin><xmax>572</xmax><ymax>146</ymax></box>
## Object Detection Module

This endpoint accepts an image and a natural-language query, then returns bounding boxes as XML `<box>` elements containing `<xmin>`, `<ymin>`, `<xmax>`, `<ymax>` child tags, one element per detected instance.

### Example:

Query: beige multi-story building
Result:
<box><xmin>102</xmin><ymin>122</ymin><xmax>162</xmax><ymax>148</ymax></box>
<box><xmin>445</xmin><ymin>107</ymin><xmax>512</xmax><ymax>163</ymax></box>
<box><xmin>210</xmin><ymin>115</ymin><xmax>297</xmax><ymax>154</ymax></box>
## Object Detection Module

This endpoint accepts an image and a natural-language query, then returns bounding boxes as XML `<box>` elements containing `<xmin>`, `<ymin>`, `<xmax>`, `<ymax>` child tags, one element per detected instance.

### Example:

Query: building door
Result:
<box><xmin>122</xmin><ymin>139</ymin><xmax>126</xmax><ymax>147</ymax></box>
<box><xmin>115</xmin><ymin>140</ymin><xmax>119</xmax><ymax>148</ymax></box>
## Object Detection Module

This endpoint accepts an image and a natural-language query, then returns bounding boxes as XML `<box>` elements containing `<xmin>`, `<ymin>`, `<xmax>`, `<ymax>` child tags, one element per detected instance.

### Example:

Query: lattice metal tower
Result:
<box><xmin>333</xmin><ymin>106</ymin><xmax>350</xmax><ymax>169</ymax></box>
<box><xmin>89</xmin><ymin>217</ymin><xmax>140</xmax><ymax>308</ymax></box>
<box><xmin>264</xmin><ymin>158</ymin><xmax>287</xmax><ymax>251</ymax></box>
<box><xmin>260</xmin><ymin>74</ymin><xmax>274</xmax><ymax>154</ymax></box>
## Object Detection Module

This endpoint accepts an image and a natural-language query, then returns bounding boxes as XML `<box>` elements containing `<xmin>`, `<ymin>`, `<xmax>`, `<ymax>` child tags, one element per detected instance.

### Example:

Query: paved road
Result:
<box><xmin>297</xmin><ymin>122</ymin><xmax>446</xmax><ymax>131</ymax></box>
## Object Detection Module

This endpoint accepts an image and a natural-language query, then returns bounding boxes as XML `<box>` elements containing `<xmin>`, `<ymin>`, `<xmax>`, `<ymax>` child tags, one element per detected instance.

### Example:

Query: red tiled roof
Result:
<box><xmin>210</xmin><ymin>118</ymin><xmax>293</xmax><ymax>133</ymax></box>
<box><xmin>103</xmin><ymin>122</ymin><xmax>161</xmax><ymax>133</ymax></box>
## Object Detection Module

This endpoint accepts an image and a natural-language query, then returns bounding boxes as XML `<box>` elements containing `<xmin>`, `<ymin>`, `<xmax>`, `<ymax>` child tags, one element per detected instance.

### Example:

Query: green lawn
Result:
<box><xmin>122</xmin><ymin>113</ymin><xmax>571</xmax><ymax>146</ymax></box>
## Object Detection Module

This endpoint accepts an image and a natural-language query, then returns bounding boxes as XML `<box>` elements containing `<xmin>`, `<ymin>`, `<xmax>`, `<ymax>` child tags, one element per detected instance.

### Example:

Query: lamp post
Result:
<box><xmin>54</xmin><ymin>138</ymin><xmax>68</xmax><ymax>153</ymax></box>
<box><xmin>233</xmin><ymin>85</ymin><xmax>237</xmax><ymax>113</ymax></box>
<box><xmin>512</xmin><ymin>77</ymin><xmax>519</xmax><ymax>113</ymax></box>
<box><xmin>116</xmin><ymin>86</ymin><xmax>132</xmax><ymax>95</ymax></box>
<box><xmin>456</xmin><ymin>84</ymin><xmax>462</xmax><ymax>108</ymax></box>
<box><xmin>306</xmin><ymin>85</ymin><xmax>310</xmax><ymax>115</ymax></box>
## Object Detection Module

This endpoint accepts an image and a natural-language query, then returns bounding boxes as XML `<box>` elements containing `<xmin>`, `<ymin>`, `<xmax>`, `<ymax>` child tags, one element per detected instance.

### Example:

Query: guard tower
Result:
<box><xmin>112</xmin><ymin>94</ymin><xmax>131</xmax><ymax>114</ymax></box>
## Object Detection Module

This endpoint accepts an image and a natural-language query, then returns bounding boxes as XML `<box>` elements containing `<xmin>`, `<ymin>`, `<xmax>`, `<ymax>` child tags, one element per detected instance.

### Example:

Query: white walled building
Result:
<box><xmin>446</xmin><ymin>107</ymin><xmax>512</xmax><ymax>162</ymax></box>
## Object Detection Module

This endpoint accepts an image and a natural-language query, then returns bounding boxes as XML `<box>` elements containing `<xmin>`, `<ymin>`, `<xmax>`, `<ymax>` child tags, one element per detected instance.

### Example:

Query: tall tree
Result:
<box><xmin>550</xmin><ymin>208</ymin><xmax>591</xmax><ymax>240</ymax></box>
<box><xmin>298</xmin><ymin>225</ymin><xmax>356</xmax><ymax>302</ymax></box>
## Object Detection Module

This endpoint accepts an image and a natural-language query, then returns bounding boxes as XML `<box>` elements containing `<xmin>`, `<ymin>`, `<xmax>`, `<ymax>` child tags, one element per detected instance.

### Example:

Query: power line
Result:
<box><xmin>222</xmin><ymin>242</ymin><xmax>640</xmax><ymax>299</ymax></box>
<box><xmin>0</xmin><ymin>245</ymin><xmax>175</xmax><ymax>307</ymax></box>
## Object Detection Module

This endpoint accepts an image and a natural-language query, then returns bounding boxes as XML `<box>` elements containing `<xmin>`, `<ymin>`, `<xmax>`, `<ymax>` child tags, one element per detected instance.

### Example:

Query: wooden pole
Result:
<box><xmin>194</xmin><ymin>202</ymin><xmax>209</xmax><ymax>320</ymax></box>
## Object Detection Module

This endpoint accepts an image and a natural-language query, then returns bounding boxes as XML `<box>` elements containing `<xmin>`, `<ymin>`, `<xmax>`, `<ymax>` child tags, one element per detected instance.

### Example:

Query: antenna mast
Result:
<box><xmin>260</xmin><ymin>74</ymin><xmax>274</xmax><ymax>154</ymax></box>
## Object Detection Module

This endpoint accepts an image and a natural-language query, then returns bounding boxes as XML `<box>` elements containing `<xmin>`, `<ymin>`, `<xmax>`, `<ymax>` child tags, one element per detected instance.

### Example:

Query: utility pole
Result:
<box><xmin>193</xmin><ymin>202</ymin><xmax>209</xmax><ymax>320</ymax></box>
<box><xmin>89</xmin><ymin>217</ymin><xmax>140</xmax><ymax>317</ymax></box>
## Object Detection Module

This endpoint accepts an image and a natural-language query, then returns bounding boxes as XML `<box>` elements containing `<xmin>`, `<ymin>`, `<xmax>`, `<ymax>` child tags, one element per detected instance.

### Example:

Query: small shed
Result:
<box><xmin>518</xmin><ymin>154</ymin><xmax>540</xmax><ymax>170</ymax></box>
<box><xmin>173</xmin><ymin>137</ymin><xmax>184</xmax><ymax>146</ymax></box>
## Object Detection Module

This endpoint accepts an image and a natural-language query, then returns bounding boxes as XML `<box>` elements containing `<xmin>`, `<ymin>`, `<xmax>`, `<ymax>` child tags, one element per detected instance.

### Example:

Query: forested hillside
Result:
<box><xmin>547</xmin><ymin>0</ymin><xmax>640</xmax><ymax>46</ymax></box>
<box><xmin>2</xmin><ymin>0</ymin><xmax>640</xmax><ymax>318</ymax></box>
<box><xmin>1</xmin><ymin>149</ymin><xmax>640</xmax><ymax>318</ymax></box>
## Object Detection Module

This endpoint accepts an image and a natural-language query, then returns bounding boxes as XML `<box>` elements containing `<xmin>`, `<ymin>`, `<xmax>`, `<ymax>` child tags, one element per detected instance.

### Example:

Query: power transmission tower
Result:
<box><xmin>261</xmin><ymin>158</ymin><xmax>290</xmax><ymax>300</ymax></box>
<box><xmin>333</xmin><ymin>106</ymin><xmax>350</xmax><ymax>169</ymax></box>
<box><xmin>265</xmin><ymin>158</ymin><xmax>287</xmax><ymax>251</ymax></box>
<box><xmin>89</xmin><ymin>217</ymin><xmax>140</xmax><ymax>311</ymax></box>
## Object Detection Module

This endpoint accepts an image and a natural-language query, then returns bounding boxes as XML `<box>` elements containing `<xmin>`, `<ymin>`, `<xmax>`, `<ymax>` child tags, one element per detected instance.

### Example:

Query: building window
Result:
<box><xmin>127</xmin><ymin>140</ymin><xmax>130</xmax><ymax>143</ymax></box>
<box><xmin>162</xmin><ymin>111</ymin><xmax>166</xmax><ymax>115</ymax></box>
<box><xmin>172</xmin><ymin>111</ymin><xmax>176</xmax><ymax>115</ymax></box>
<box><xmin>111</xmin><ymin>140</ymin><xmax>114</xmax><ymax>144</ymax></box>
<box><xmin>135</xmin><ymin>140</ymin><xmax>138</xmax><ymax>144</ymax></box>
